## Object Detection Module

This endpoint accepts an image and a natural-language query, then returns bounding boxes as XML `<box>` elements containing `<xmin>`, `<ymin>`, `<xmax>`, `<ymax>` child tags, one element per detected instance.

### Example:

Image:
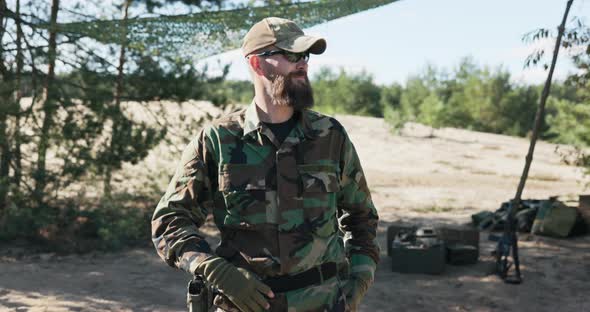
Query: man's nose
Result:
<box><xmin>295</xmin><ymin>59</ymin><xmax>307</xmax><ymax>70</ymax></box>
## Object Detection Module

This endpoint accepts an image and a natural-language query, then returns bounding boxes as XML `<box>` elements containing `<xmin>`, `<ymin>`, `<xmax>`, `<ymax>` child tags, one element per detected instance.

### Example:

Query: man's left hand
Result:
<box><xmin>343</xmin><ymin>254</ymin><xmax>376</xmax><ymax>312</ymax></box>
<box><xmin>343</xmin><ymin>272</ymin><xmax>371</xmax><ymax>312</ymax></box>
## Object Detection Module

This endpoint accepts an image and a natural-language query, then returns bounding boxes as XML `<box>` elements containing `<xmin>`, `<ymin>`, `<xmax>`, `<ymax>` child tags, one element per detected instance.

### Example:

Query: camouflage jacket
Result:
<box><xmin>152</xmin><ymin>101</ymin><xmax>379</xmax><ymax>309</ymax></box>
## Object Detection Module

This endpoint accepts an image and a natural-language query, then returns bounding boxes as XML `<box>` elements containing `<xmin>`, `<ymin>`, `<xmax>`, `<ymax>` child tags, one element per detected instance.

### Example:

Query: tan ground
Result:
<box><xmin>1</xmin><ymin>103</ymin><xmax>590</xmax><ymax>312</ymax></box>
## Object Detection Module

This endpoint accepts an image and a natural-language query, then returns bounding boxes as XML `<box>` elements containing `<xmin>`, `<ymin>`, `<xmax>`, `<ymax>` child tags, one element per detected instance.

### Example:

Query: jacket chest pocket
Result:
<box><xmin>297</xmin><ymin>163</ymin><xmax>341</xmax><ymax>237</ymax></box>
<box><xmin>219</xmin><ymin>163</ymin><xmax>268</xmax><ymax>226</ymax></box>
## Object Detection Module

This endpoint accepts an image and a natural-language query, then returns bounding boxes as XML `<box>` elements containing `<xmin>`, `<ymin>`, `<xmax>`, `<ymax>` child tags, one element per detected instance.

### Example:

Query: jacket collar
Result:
<box><xmin>242</xmin><ymin>99</ymin><xmax>316</xmax><ymax>141</ymax></box>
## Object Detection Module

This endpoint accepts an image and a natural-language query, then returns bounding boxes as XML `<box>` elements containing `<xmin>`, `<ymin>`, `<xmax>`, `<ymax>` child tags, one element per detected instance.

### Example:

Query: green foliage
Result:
<box><xmin>383</xmin><ymin>107</ymin><xmax>405</xmax><ymax>133</ymax></box>
<box><xmin>313</xmin><ymin>68</ymin><xmax>382</xmax><ymax>116</ymax></box>
<box><xmin>0</xmin><ymin>0</ymin><xmax>233</xmax><ymax>249</ymax></box>
<box><xmin>546</xmin><ymin>98</ymin><xmax>590</xmax><ymax>146</ymax></box>
<box><xmin>380</xmin><ymin>82</ymin><xmax>402</xmax><ymax>111</ymax></box>
<box><xmin>399</xmin><ymin>76</ymin><xmax>431</xmax><ymax>120</ymax></box>
<box><xmin>0</xmin><ymin>195</ymin><xmax>152</xmax><ymax>251</ymax></box>
<box><xmin>381</xmin><ymin>83</ymin><xmax>404</xmax><ymax>132</ymax></box>
<box><xmin>79</xmin><ymin>198</ymin><xmax>152</xmax><ymax>250</ymax></box>
<box><xmin>302</xmin><ymin>60</ymin><xmax>541</xmax><ymax>137</ymax></box>
<box><xmin>124</xmin><ymin>55</ymin><xmax>224</xmax><ymax>102</ymax></box>
<box><xmin>379</xmin><ymin>58</ymin><xmax>544</xmax><ymax>138</ymax></box>
<box><xmin>524</xmin><ymin>14</ymin><xmax>590</xmax><ymax>175</ymax></box>
<box><xmin>97</xmin><ymin>114</ymin><xmax>167</xmax><ymax>171</ymax></box>
<box><xmin>0</xmin><ymin>201</ymin><xmax>38</xmax><ymax>241</ymax></box>
<box><xmin>204</xmin><ymin>79</ymin><xmax>254</xmax><ymax>106</ymax></box>
<box><xmin>417</xmin><ymin>94</ymin><xmax>444</xmax><ymax>127</ymax></box>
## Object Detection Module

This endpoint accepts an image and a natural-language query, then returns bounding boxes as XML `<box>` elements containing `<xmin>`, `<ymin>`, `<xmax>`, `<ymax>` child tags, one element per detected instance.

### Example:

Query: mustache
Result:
<box><xmin>289</xmin><ymin>70</ymin><xmax>307</xmax><ymax>77</ymax></box>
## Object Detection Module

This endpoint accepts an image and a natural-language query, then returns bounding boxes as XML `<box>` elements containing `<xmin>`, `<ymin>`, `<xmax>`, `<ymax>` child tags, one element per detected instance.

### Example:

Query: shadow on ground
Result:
<box><xmin>1</xmin><ymin>217</ymin><xmax>589</xmax><ymax>311</ymax></box>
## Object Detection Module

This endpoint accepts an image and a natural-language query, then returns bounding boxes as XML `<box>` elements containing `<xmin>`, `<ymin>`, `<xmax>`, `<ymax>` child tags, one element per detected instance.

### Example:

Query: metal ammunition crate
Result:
<box><xmin>386</xmin><ymin>223</ymin><xmax>417</xmax><ymax>257</ymax></box>
<box><xmin>446</xmin><ymin>244</ymin><xmax>478</xmax><ymax>265</ymax></box>
<box><xmin>390</xmin><ymin>242</ymin><xmax>446</xmax><ymax>274</ymax></box>
<box><xmin>437</xmin><ymin>225</ymin><xmax>480</xmax><ymax>251</ymax></box>
<box><xmin>437</xmin><ymin>225</ymin><xmax>480</xmax><ymax>265</ymax></box>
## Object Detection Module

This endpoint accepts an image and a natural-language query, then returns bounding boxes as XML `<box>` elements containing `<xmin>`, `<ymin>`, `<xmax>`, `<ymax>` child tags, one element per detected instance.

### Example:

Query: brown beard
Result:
<box><xmin>269</xmin><ymin>71</ymin><xmax>314</xmax><ymax>110</ymax></box>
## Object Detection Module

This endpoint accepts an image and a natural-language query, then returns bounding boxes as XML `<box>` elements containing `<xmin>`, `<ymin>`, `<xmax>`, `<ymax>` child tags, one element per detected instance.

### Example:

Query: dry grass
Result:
<box><xmin>529</xmin><ymin>174</ymin><xmax>561</xmax><ymax>182</ymax></box>
<box><xmin>470</xmin><ymin>169</ymin><xmax>497</xmax><ymax>176</ymax></box>
<box><xmin>435</xmin><ymin>160</ymin><xmax>469</xmax><ymax>171</ymax></box>
<box><xmin>412</xmin><ymin>206</ymin><xmax>457</xmax><ymax>213</ymax></box>
<box><xmin>482</xmin><ymin>145</ymin><xmax>502</xmax><ymax>150</ymax></box>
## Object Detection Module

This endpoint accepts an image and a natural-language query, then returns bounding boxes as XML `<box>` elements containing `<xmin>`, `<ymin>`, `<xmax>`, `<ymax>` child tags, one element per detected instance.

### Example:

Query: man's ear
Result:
<box><xmin>248</xmin><ymin>55</ymin><xmax>265</xmax><ymax>76</ymax></box>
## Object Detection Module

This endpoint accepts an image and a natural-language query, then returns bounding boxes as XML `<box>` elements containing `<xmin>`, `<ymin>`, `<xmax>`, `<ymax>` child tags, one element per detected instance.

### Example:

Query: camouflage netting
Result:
<box><xmin>48</xmin><ymin>0</ymin><xmax>398</xmax><ymax>60</ymax></box>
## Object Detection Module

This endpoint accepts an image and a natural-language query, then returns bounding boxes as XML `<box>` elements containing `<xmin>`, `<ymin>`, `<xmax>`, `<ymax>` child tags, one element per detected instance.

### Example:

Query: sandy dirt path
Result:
<box><xmin>1</xmin><ymin>113</ymin><xmax>589</xmax><ymax>312</ymax></box>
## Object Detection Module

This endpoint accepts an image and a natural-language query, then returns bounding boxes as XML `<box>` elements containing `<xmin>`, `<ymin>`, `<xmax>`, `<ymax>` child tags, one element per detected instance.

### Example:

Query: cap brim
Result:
<box><xmin>275</xmin><ymin>35</ymin><xmax>327</xmax><ymax>54</ymax></box>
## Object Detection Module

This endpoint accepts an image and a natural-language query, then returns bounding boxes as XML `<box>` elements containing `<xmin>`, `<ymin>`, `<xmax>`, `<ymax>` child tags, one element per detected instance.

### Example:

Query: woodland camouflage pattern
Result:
<box><xmin>54</xmin><ymin>0</ymin><xmax>399</xmax><ymax>60</ymax></box>
<box><xmin>152</xmin><ymin>101</ymin><xmax>379</xmax><ymax>311</ymax></box>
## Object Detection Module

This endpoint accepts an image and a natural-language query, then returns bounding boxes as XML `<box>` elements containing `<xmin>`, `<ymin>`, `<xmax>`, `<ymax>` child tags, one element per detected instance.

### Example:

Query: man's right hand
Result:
<box><xmin>195</xmin><ymin>256</ymin><xmax>274</xmax><ymax>312</ymax></box>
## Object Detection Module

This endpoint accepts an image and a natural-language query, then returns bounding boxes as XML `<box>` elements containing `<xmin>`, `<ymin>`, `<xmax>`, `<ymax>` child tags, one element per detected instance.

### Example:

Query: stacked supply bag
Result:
<box><xmin>472</xmin><ymin>196</ymin><xmax>588</xmax><ymax>238</ymax></box>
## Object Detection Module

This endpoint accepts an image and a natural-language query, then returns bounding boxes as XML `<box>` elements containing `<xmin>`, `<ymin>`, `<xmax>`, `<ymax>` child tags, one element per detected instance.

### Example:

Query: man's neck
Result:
<box><xmin>254</xmin><ymin>93</ymin><xmax>294</xmax><ymax>123</ymax></box>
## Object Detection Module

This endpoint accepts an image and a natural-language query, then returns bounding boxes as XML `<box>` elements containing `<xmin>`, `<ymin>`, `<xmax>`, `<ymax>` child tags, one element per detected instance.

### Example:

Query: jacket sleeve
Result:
<box><xmin>337</xmin><ymin>130</ymin><xmax>380</xmax><ymax>271</ymax></box>
<box><xmin>151</xmin><ymin>128</ymin><xmax>218</xmax><ymax>274</ymax></box>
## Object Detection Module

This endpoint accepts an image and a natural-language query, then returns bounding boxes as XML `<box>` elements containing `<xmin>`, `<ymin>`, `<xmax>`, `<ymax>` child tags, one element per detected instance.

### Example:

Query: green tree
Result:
<box><xmin>380</xmin><ymin>82</ymin><xmax>403</xmax><ymax>130</ymax></box>
<box><xmin>400</xmin><ymin>76</ymin><xmax>430</xmax><ymax>120</ymax></box>
<box><xmin>0</xmin><ymin>0</ymin><xmax>226</xmax><ymax>238</ymax></box>
<box><xmin>524</xmin><ymin>11</ymin><xmax>590</xmax><ymax>176</ymax></box>
<box><xmin>546</xmin><ymin>98</ymin><xmax>590</xmax><ymax>146</ymax></box>
<box><xmin>0</xmin><ymin>0</ymin><xmax>10</xmax><ymax>216</ymax></box>
<box><xmin>313</xmin><ymin>68</ymin><xmax>383</xmax><ymax>116</ymax></box>
<box><xmin>33</xmin><ymin>0</ymin><xmax>60</xmax><ymax>207</ymax></box>
<box><xmin>417</xmin><ymin>93</ymin><xmax>444</xmax><ymax>128</ymax></box>
<box><xmin>498</xmin><ymin>86</ymin><xmax>539</xmax><ymax>137</ymax></box>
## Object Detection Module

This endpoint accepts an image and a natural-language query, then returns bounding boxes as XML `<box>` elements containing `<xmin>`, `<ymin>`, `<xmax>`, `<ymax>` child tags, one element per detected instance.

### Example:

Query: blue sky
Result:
<box><xmin>201</xmin><ymin>0</ymin><xmax>590</xmax><ymax>85</ymax></box>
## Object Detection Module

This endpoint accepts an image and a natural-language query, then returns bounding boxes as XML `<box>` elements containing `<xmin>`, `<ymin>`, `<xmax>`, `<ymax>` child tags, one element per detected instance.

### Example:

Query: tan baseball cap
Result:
<box><xmin>241</xmin><ymin>17</ymin><xmax>327</xmax><ymax>56</ymax></box>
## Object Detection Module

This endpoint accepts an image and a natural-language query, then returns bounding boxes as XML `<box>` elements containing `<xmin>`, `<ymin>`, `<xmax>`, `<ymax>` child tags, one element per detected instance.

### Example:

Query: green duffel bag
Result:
<box><xmin>471</xmin><ymin>210</ymin><xmax>494</xmax><ymax>228</ymax></box>
<box><xmin>531</xmin><ymin>200</ymin><xmax>578</xmax><ymax>238</ymax></box>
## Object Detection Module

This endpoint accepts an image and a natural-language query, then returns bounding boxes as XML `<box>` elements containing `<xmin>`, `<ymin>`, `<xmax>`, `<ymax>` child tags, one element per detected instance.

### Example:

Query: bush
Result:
<box><xmin>0</xmin><ymin>201</ymin><xmax>37</xmax><ymax>241</ymax></box>
<box><xmin>313</xmin><ymin>68</ymin><xmax>383</xmax><ymax>117</ymax></box>
<box><xmin>0</xmin><ymin>194</ymin><xmax>153</xmax><ymax>252</ymax></box>
<box><xmin>545</xmin><ymin>98</ymin><xmax>590</xmax><ymax>146</ymax></box>
<box><xmin>382</xmin><ymin>59</ymin><xmax>548</xmax><ymax>140</ymax></box>
<box><xmin>78</xmin><ymin>197</ymin><xmax>152</xmax><ymax>251</ymax></box>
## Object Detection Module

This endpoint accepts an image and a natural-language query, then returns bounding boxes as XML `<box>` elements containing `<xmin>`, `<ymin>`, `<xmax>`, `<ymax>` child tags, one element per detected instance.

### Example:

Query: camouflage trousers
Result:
<box><xmin>213</xmin><ymin>275</ymin><xmax>347</xmax><ymax>312</ymax></box>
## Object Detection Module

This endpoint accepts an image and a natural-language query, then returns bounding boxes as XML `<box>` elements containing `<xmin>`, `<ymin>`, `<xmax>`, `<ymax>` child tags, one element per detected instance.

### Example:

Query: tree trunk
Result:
<box><xmin>33</xmin><ymin>0</ymin><xmax>60</xmax><ymax>205</ymax></box>
<box><xmin>0</xmin><ymin>0</ymin><xmax>6</xmax><ymax>48</ymax></box>
<box><xmin>0</xmin><ymin>0</ymin><xmax>10</xmax><ymax>218</ymax></box>
<box><xmin>14</xmin><ymin>0</ymin><xmax>23</xmax><ymax>189</ymax></box>
<box><xmin>104</xmin><ymin>0</ymin><xmax>132</xmax><ymax>198</ymax></box>
<box><xmin>513</xmin><ymin>0</ymin><xmax>573</xmax><ymax>203</ymax></box>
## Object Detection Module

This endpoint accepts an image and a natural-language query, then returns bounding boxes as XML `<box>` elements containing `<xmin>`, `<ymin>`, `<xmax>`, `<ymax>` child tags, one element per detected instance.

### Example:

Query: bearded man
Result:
<box><xmin>151</xmin><ymin>17</ymin><xmax>380</xmax><ymax>312</ymax></box>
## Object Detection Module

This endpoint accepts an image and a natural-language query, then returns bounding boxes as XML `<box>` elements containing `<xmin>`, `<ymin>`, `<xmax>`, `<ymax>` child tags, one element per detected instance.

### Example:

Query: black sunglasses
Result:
<box><xmin>251</xmin><ymin>50</ymin><xmax>310</xmax><ymax>63</ymax></box>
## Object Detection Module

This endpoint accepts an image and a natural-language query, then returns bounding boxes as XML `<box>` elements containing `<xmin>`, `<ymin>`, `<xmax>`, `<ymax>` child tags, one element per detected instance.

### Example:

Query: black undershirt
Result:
<box><xmin>263</xmin><ymin>114</ymin><xmax>297</xmax><ymax>145</ymax></box>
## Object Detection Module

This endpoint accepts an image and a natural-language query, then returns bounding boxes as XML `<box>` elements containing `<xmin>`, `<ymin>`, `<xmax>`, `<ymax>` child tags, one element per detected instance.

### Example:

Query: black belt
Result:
<box><xmin>262</xmin><ymin>262</ymin><xmax>338</xmax><ymax>293</ymax></box>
